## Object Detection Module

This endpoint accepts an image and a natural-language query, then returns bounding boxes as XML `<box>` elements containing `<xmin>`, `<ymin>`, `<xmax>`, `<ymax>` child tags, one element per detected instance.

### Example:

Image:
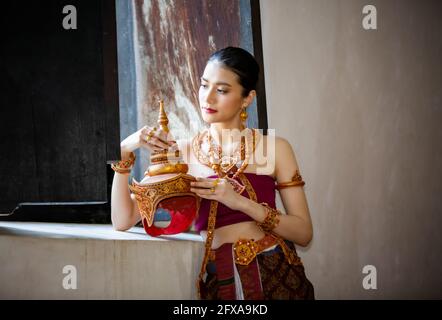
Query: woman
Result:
<box><xmin>111</xmin><ymin>47</ymin><xmax>315</xmax><ymax>300</ymax></box>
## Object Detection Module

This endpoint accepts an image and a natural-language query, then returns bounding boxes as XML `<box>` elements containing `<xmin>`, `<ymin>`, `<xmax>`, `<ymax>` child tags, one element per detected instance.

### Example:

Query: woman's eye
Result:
<box><xmin>217</xmin><ymin>89</ymin><xmax>227</xmax><ymax>94</ymax></box>
<box><xmin>200</xmin><ymin>84</ymin><xmax>208</xmax><ymax>88</ymax></box>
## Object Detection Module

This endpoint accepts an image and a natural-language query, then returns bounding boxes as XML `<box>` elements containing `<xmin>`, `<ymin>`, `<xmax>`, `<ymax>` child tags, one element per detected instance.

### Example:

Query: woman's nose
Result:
<box><xmin>204</xmin><ymin>88</ymin><xmax>216</xmax><ymax>104</ymax></box>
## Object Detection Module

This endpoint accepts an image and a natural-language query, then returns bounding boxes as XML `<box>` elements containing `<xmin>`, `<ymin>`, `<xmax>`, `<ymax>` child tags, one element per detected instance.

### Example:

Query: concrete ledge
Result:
<box><xmin>0</xmin><ymin>222</ymin><xmax>204</xmax><ymax>299</ymax></box>
<box><xmin>0</xmin><ymin>221</ymin><xmax>203</xmax><ymax>242</ymax></box>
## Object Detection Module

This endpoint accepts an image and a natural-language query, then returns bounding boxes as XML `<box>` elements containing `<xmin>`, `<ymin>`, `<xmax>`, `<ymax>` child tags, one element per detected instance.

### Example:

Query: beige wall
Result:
<box><xmin>261</xmin><ymin>0</ymin><xmax>442</xmax><ymax>298</ymax></box>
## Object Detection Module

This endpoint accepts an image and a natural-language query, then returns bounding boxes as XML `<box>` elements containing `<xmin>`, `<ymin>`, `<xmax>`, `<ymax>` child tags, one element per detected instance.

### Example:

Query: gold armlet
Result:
<box><xmin>276</xmin><ymin>169</ymin><xmax>305</xmax><ymax>190</ymax></box>
<box><xmin>257</xmin><ymin>202</ymin><xmax>281</xmax><ymax>232</ymax></box>
<box><xmin>111</xmin><ymin>152</ymin><xmax>136</xmax><ymax>174</ymax></box>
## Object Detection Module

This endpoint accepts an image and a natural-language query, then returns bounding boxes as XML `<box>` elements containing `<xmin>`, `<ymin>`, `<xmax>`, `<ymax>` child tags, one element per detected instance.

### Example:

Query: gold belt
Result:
<box><xmin>233</xmin><ymin>234</ymin><xmax>278</xmax><ymax>265</ymax></box>
<box><xmin>209</xmin><ymin>234</ymin><xmax>278</xmax><ymax>266</ymax></box>
<box><xmin>209</xmin><ymin>233</ymin><xmax>303</xmax><ymax>267</ymax></box>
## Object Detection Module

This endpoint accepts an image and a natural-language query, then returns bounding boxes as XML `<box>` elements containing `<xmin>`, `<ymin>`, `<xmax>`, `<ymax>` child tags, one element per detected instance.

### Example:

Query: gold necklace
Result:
<box><xmin>192</xmin><ymin>128</ymin><xmax>257</xmax><ymax>179</ymax></box>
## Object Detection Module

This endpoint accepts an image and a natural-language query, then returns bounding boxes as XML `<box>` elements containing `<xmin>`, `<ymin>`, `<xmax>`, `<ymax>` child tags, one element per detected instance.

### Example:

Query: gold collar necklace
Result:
<box><xmin>192</xmin><ymin>128</ymin><xmax>258</xmax><ymax>193</ymax></box>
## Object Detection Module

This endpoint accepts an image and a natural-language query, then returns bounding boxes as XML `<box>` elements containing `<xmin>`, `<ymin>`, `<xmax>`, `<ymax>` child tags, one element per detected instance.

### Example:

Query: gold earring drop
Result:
<box><xmin>240</xmin><ymin>107</ymin><xmax>248</xmax><ymax>130</ymax></box>
<box><xmin>240</xmin><ymin>107</ymin><xmax>248</xmax><ymax>122</ymax></box>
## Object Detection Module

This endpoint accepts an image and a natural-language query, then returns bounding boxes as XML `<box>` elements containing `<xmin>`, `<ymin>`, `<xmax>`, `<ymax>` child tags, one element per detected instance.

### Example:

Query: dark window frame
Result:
<box><xmin>0</xmin><ymin>0</ymin><xmax>268</xmax><ymax>225</ymax></box>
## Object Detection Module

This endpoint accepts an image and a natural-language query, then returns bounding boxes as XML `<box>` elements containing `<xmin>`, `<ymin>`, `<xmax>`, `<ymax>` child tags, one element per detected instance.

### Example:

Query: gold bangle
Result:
<box><xmin>257</xmin><ymin>202</ymin><xmax>281</xmax><ymax>232</ymax></box>
<box><xmin>111</xmin><ymin>165</ymin><xmax>131</xmax><ymax>174</ymax></box>
<box><xmin>111</xmin><ymin>152</ymin><xmax>136</xmax><ymax>173</ymax></box>
<box><xmin>276</xmin><ymin>170</ymin><xmax>305</xmax><ymax>190</ymax></box>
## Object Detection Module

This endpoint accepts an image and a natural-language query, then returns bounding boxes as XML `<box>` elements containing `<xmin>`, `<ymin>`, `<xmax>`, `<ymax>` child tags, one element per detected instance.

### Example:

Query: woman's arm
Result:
<box><xmin>111</xmin><ymin>126</ymin><xmax>175</xmax><ymax>231</ymax></box>
<box><xmin>236</xmin><ymin>137</ymin><xmax>313</xmax><ymax>246</ymax></box>
<box><xmin>111</xmin><ymin>150</ymin><xmax>141</xmax><ymax>231</ymax></box>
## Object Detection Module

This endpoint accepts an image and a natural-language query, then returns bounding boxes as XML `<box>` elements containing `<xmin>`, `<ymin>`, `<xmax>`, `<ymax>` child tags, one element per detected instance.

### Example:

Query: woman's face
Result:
<box><xmin>198</xmin><ymin>61</ymin><xmax>246</xmax><ymax>124</ymax></box>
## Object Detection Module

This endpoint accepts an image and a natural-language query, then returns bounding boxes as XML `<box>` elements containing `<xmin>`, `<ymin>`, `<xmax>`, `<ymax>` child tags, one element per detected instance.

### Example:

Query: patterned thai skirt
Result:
<box><xmin>198</xmin><ymin>234</ymin><xmax>315</xmax><ymax>300</ymax></box>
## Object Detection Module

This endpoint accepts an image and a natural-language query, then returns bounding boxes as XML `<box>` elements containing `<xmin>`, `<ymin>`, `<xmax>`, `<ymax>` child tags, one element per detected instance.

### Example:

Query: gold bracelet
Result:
<box><xmin>111</xmin><ymin>152</ymin><xmax>136</xmax><ymax>174</ymax></box>
<box><xmin>257</xmin><ymin>202</ymin><xmax>281</xmax><ymax>232</ymax></box>
<box><xmin>276</xmin><ymin>170</ymin><xmax>305</xmax><ymax>190</ymax></box>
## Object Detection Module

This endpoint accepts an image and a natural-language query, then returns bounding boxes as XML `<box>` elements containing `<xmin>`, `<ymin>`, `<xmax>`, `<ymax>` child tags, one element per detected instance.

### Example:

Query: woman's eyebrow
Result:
<box><xmin>200</xmin><ymin>77</ymin><xmax>232</xmax><ymax>87</ymax></box>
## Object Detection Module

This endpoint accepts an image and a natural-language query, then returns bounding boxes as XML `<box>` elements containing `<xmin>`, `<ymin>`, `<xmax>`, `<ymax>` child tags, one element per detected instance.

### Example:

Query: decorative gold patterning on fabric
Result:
<box><xmin>196</xmin><ymin>172</ymin><xmax>304</xmax><ymax>299</ymax></box>
<box><xmin>197</xmin><ymin>199</ymin><xmax>219</xmax><ymax>298</ymax></box>
<box><xmin>237</xmin><ymin>173</ymin><xmax>258</xmax><ymax>202</ymax></box>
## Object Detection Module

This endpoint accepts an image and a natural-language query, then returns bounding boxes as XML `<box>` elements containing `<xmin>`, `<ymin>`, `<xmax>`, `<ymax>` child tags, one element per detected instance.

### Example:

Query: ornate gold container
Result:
<box><xmin>129</xmin><ymin>101</ymin><xmax>199</xmax><ymax>236</ymax></box>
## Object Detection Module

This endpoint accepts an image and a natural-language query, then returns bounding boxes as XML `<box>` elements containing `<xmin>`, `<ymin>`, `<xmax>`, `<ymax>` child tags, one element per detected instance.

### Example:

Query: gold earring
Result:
<box><xmin>240</xmin><ymin>107</ymin><xmax>248</xmax><ymax>122</ymax></box>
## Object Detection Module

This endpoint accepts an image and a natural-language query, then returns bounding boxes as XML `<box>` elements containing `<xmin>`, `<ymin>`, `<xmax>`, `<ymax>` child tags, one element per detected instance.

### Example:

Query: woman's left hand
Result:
<box><xmin>190</xmin><ymin>177</ymin><xmax>242</xmax><ymax>211</ymax></box>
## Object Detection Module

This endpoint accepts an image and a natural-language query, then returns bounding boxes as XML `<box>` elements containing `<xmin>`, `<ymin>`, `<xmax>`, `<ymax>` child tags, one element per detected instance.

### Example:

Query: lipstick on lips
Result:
<box><xmin>203</xmin><ymin>107</ymin><xmax>218</xmax><ymax>113</ymax></box>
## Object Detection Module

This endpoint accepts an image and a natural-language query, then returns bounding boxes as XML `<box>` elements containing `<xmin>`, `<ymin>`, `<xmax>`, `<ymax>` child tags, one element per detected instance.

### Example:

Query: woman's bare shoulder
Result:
<box><xmin>273</xmin><ymin>135</ymin><xmax>302</xmax><ymax>182</ymax></box>
<box><xmin>274</xmin><ymin>135</ymin><xmax>291</xmax><ymax>149</ymax></box>
<box><xmin>260</xmin><ymin>134</ymin><xmax>292</xmax><ymax>150</ymax></box>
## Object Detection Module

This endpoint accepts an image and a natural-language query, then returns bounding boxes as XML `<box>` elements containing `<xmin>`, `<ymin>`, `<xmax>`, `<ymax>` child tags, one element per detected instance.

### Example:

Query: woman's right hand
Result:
<box><xmin>120</xmin><ymin>125</ymin><xmax>176</xmax><ymax>159</ymax></box>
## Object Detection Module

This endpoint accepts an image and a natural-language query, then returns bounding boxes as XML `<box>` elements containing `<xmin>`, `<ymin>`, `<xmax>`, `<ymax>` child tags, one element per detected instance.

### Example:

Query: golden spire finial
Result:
<box><xmin>144</xmin><ymin>99</ymin><xmax>188</xmax><ymax>177</ymax></box>
<box><xmin>157</xmin><ymin>99</ymin><xmax>169</xmax><ymax>133</ymax></box>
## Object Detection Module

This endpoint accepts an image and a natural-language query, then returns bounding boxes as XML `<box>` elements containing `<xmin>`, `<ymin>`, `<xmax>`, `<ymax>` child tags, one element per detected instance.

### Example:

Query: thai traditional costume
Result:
<box><xmin>195</xmin><ymin>172</ymin><xmax>315</xmax><ymax>300</ymax></box>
